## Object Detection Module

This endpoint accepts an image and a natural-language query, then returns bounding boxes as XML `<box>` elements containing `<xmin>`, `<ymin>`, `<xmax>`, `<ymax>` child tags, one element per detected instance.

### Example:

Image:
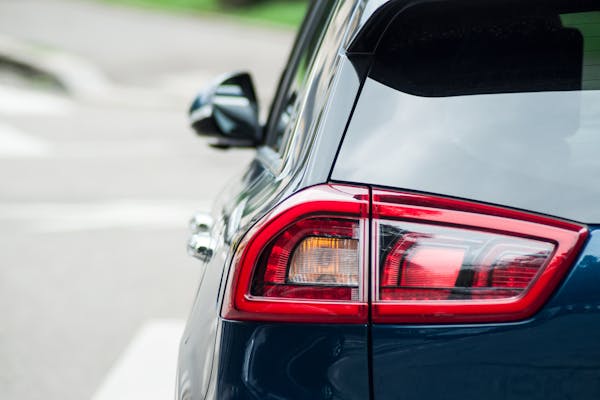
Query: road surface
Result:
<box><xmin>0</xmin><ymin>1</ymin><xmax>294</xmax><ymax>399</ymax></box>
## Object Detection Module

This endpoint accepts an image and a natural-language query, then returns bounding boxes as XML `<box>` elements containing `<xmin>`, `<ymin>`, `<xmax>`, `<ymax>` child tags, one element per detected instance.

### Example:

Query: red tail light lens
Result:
<box><xmin>252</xmin><ymin>217</ymin><xmax>361</xmax><ymax>301</ymax></box>
<box><xmin>222</xmin><ymin>185</ymin><xmax>369</xmax><ymax>323</ymax></box>
<box><xmin>373</xmin><ymin>190</ymin><xmax>587</xmax><ymax>323</ymax></box>
<box><xmin>379</xmin><ymin>221</ymin><xmax>554</xmax><ymax>301</ymax></box>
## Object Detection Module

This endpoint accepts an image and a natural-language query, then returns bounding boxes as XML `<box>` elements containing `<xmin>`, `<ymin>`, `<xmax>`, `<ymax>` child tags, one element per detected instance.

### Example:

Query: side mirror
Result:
<box><xmin>189</xmin><ymin>72</ymin><xmax>262</xmax><ymax>149</ymax></box>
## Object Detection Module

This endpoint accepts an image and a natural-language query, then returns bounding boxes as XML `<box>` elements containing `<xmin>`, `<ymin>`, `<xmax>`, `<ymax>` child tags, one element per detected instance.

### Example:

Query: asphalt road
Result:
<box><xmin>0</xmin><ymin>1</ymin><xmax>294</xmax><ymax>399</ymax></box>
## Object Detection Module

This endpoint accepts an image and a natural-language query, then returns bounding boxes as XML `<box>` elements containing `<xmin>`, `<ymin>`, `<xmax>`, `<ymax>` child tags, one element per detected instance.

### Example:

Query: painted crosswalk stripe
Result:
<box><xmin>0</xmin><ymin>122</ymin><xmax>49</xmax><ymax>157</ymax></box>
<box><xmin>91</xmin><ymin>319</ymin><xmax>185</xmax><ymax>400</ymax></box>
<box><xmin>0</xmin><ymin>85</ymin><xmax>72</xmax><ymax>115</ymax></box>
<box><xmin>0</xmin><ymin>200</ymin><xmax>210</xmax><ymax>232</ymax></box>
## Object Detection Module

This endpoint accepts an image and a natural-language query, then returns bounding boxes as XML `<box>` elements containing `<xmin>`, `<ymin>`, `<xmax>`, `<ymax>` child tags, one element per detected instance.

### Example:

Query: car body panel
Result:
<box><xmin>371</xmin><ymin>227</ymin><xmax>600</xmax><ymax>400</ymax></box>
<box><xmin>298</xmin><ymin>57</ymin><xmax>362</xmax><ymax>187</ymax></box>
<box><xmin>215</xmin><ymin>321</ymin><xmax>369</xmax><ymax>400</ymax></box>
<box><xmin>179</xmin><ymin>155</ymin><xmax>315</xmax><ymax>399</ymax></box>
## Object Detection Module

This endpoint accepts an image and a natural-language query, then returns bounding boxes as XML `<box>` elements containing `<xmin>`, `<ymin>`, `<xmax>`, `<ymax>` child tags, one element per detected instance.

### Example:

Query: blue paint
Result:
<box><xmin>215</xmin><ymin>320</ymin><xmax>369</xmax><ymax>400</ymax></box>
<box><xmin>371</xmin><ymin>227</ymin><xmax>600</xmax><ymax>400</ymax></box>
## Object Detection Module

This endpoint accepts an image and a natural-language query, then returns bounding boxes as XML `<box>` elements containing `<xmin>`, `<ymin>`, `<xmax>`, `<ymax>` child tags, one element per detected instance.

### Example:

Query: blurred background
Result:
<box><xmin>0</xmin><ymin>0</ymin><xmax>305</xmax><ymax>398</ymax></box>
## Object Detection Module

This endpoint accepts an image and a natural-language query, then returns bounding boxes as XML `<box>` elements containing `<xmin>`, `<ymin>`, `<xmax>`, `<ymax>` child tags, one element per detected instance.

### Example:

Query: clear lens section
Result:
<box><xmin>378</xmin><ymin>221</ymin><xmax>554</xmax><ymax>301</ymax></box>
<box><xmin>289</xmin><ymin>237</ymin><xmax>359</xmax><ymax>285</ymax></box>
<box><xmin>251</xmin><ymin>218</ymin><xmax>361</xmax><ymax>301</ymax></box>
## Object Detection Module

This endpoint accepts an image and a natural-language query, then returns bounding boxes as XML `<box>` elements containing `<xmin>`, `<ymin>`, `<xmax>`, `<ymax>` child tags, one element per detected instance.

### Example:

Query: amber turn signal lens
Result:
<box><xmin>288</xmin><ymin>237</ymin><xmax>359</xmax><ymax>286</ymax></box>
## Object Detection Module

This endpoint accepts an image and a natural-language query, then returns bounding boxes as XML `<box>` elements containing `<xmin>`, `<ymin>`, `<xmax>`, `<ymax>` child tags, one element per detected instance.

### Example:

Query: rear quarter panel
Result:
<box><xmin>372</xmin><ymin>227</ymin><xmax>600</xmax><ymax>400</ymax></box>
<box><xmin>215</xmin><ymin>321</ymin><xmax>369</xmax><ymax>400</ymax></box>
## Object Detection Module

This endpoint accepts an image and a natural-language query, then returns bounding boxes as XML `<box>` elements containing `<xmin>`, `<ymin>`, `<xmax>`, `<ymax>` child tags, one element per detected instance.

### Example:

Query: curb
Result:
<box><xmin>0</xmin><ymin>34</ymin><xmax>111</xmax><ymax>98</ymax></box>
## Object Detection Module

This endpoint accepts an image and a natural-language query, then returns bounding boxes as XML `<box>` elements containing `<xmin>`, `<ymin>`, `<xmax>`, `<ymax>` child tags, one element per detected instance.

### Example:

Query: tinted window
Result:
<box><xmin>372</xmin><ymin>5</ymin><xmax>588</xmax><ymax>95</ymax></box>
<box><xmin>334</xmin><ymin>2</ymin><xmax>600</xmax><ymax>222</ymax></box>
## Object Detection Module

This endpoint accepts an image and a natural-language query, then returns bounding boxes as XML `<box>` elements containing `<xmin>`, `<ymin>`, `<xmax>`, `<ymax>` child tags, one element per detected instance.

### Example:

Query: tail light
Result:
<box><xmin>373</xmin><ymin>190</ymin><xmax>587</xmax><ymax>323</ymax></box>
<box><xmin>222</xmin><ymin>185</ymin><xmax>586</xmax><ymax>324</ymax></box>
<box><xmin>222</xmin><ymin>185</ymin><xmax>369</xmax><ymax>323</ymax></box>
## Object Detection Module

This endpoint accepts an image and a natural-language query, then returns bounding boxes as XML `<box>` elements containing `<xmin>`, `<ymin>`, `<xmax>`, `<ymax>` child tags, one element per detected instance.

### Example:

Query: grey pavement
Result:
<box><xmin>0</xmin><ymin>0</ymin><xmax>293</xmax><ymax>92</ymax></box>
<box><xmin>0</xmin><ymin>1</ymin><xmax>294</xmax><ymax>399</ymax></box>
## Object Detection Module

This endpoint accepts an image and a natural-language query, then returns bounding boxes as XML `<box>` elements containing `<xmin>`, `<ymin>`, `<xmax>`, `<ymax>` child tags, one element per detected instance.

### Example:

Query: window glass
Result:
<box><xmin>370</xmin><ymin>4</ymin><xmax>599</xmax><ymax>96</ymax></box>
<box><xmin>562</xmin><ymin>12</ymin><xmax>600</xmax><ymax>90</ymax></box>
<box><xmin>334</xmin><ymin>4</ymin><xmax>600</xmax><ymax>222</ymax></box>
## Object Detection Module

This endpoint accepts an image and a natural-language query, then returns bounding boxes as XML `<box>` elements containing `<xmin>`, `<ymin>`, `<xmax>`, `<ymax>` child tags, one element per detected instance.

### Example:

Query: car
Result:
<box><xmin>176</xmin><ymin>0</ymin><xmax>600</xmax><ymax>399</ymax></box>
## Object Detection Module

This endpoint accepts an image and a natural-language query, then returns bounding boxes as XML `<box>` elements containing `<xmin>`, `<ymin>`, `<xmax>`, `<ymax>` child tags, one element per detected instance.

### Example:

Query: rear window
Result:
<box><xmin>333</xmin><ymin>1</ymin><xmax>600</xmax><ymax>223</ymax></box>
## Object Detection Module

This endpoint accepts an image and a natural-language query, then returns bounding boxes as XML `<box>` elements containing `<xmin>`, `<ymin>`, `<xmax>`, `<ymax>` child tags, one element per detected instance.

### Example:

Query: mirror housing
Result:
<box><xmin>189</xmin><ymin>72</ymin><xmax>262</xmax><ymax>149</ymax></box>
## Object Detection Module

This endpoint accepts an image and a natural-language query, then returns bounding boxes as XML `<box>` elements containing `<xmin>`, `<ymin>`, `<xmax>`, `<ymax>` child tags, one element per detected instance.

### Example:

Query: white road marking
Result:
<box><xmin>0</xmin><ymin>122</ymin><xmax>50</xmax><ymax>157</ymax></box>
<box><xmin>0</xmin><ymin>200</ymin><xmax>210</xmax><ymax>232</ymax></box>
<box><xmin>0</xmin><ymin>134</ymin><xmax>214</xmax><ymax>159</ymax></box>
<box><xmin>0</xmin><ymin>34</ymin><xmax>110</xmax><ymax>99</ymax></box>
<box><xmin>91</xmin><ymin>319</ymin><xmax>185</xmax><ymax>400</ymax></box>
<box><xmin>0</xmin><ymin>85</ymin><xmax>72</xmax><ymax>115</ymax></box>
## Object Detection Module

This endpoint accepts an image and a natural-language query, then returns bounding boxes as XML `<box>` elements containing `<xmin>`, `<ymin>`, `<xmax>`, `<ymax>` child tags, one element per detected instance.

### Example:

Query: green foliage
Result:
<box><xmin>103</xmin><ymin>0</ymin><xmax>308</xmax><ymax>27</ymax></box>
<box><xmin>228</xmin><ymin>1</ymin><xmax>308</xmax><ymax>27</ymax></box>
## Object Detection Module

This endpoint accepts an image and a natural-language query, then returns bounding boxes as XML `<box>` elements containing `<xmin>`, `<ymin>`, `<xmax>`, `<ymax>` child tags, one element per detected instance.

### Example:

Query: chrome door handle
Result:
<box><xmin>189</xmin><ymin>212</ymin><xmax>213</xmax><ymax>234</ymax></box>
<box><xmin>187</xmin><ymin>232</ymin><xmax>213</xmax><ymax>263</ymax></box>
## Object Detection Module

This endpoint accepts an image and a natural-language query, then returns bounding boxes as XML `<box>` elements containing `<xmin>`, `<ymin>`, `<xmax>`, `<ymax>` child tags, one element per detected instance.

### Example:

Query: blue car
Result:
<box><xmin>177</xmin><ymin>0</ymin><xmax>600</xmax><ymax>398</ymax></box>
